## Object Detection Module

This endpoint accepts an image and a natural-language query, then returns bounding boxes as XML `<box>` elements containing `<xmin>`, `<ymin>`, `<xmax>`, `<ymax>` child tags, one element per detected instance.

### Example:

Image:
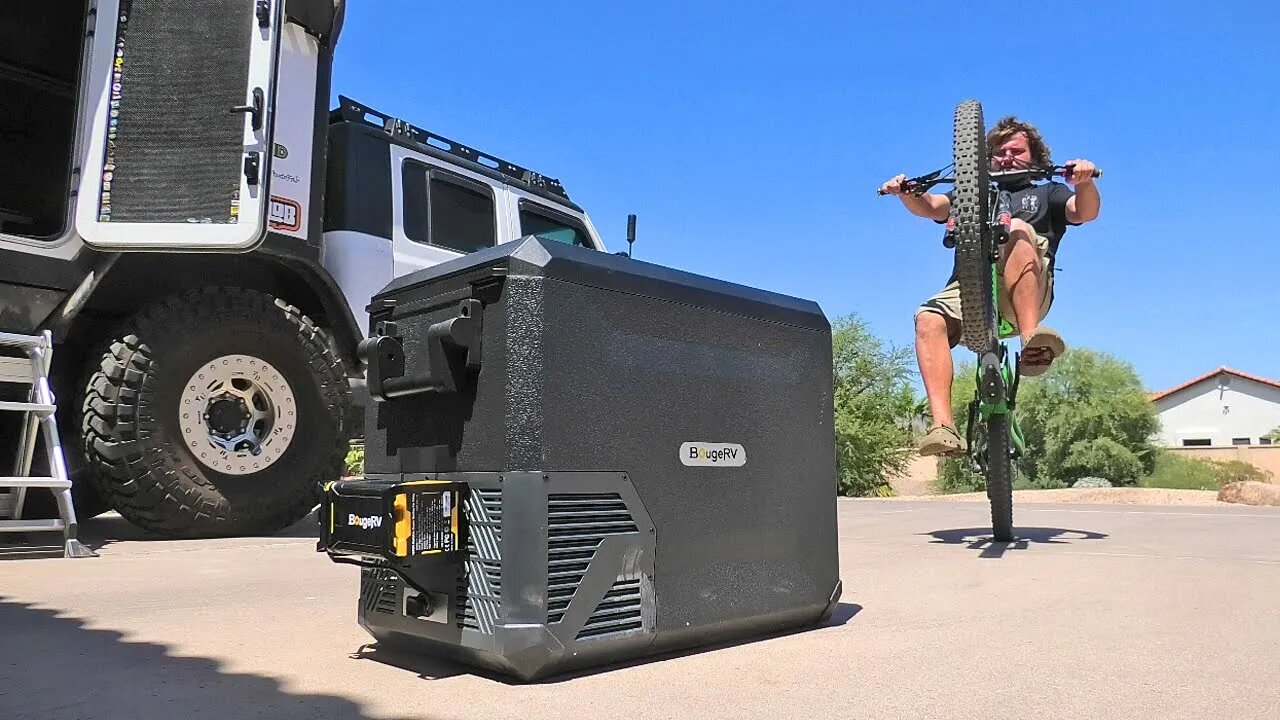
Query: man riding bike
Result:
<box><xmin>880</xmin><ymin>116</ymin><xmax>1102</xmax><ymax>457</ymax></box>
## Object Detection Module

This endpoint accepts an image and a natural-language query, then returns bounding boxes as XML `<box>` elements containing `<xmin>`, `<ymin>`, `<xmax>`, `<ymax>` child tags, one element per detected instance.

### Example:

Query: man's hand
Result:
<box><xmin>1064</xmin><ymin>158</ymin><xmax>1101</xmax><ymax>224</ymax></box>
<box><xmin>881</xmin><ymin>173</ymin><xmax>950</xmax><ymax>222</ymax></box>
<box><xmin>880</xmin><ymin>173</ymin><xmax>909</xmax><ymax>196</ymax></box>
<box><xmin>1064</xmin><ymin>159</ymin><xmax>1098</xmax><ymax>187</ymax></box>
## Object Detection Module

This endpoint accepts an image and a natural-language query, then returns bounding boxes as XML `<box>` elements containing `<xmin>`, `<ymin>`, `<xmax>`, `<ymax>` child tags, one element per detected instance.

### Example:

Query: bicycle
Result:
<box><xmin>878</xmin><ymin>99</ymin><xmax>1101</xmax><ymax>542</ymax></box>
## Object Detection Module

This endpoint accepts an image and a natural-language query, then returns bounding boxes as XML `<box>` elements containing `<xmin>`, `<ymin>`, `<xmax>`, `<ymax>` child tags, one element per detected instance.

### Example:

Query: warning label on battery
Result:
<box><xmin>409</xmin><ymin>490</ymin><xmax>458</xmax><ymax>555</ymax></box>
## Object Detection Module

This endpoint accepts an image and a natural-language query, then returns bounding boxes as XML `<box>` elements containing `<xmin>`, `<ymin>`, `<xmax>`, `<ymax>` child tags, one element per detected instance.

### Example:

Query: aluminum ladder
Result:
<box><xmin>0</xmin><ymin>330</ymin><xmax>96</xmax><ymax>558</ymax></box>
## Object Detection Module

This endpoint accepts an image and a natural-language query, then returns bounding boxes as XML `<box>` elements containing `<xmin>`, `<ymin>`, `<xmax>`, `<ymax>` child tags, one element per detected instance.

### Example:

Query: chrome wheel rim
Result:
<box><xmin>178</xmin><ymin>354</ymin><xmax>297</xmax><ymax>475</ymax></box>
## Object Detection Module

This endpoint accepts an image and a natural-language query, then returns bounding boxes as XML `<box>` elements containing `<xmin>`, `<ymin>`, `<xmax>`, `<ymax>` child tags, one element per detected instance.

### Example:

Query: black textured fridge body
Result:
<box><xmin>333</xmin><ymin>236</ymin><xmax>841</xmax><ymax>681</ymax></box>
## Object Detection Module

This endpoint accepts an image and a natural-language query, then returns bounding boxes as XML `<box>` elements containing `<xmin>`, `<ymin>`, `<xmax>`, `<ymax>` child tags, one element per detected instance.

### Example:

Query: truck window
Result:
<box><xmin>402</xmin><ymin>163</ymin><xmax>429</xmax><ymax>243</ymax></box>
<box><xmin>519</xmin><ymin>202</ymin><xmax>591</xmax><ymax>247</ymax></box>
<box><xmin>401</xmin><ymin>161</ymin><xmax>495</xmax><ymax>253</ymax></box>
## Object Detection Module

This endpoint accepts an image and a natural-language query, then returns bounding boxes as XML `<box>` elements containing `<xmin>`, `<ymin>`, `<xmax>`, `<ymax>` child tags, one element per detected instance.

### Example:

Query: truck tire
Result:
<box><xmin>82</xmin><ymin>287</ymin><xmax>353</xmax><ymax>537</ymax></box>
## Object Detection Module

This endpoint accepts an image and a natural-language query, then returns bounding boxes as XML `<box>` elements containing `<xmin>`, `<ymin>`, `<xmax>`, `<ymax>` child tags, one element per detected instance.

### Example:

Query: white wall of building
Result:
<box><xmin>1155</xmin><ymin>375</ymin><xmax>1280</xmax><ymax>447</ymax></box>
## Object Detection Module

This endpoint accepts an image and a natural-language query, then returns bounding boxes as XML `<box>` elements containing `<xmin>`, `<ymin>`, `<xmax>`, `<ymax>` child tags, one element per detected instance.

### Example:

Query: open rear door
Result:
<box><xmin>75</xmin><ymin>0</ymin><xmax>284</xmax><ymax>250</ymax></box>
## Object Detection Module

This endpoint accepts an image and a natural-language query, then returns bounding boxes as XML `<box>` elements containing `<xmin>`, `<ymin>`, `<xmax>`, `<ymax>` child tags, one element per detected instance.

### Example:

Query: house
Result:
<box><xmin>1148</xmin><ymin>367</ymin><xmax>1280</xmax><ymax>448</ymax></box>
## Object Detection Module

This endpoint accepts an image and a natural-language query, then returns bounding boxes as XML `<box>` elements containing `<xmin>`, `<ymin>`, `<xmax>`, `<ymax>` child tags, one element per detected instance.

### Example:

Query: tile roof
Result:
<box><xmin>1148</xmin><ymin>366</ymin><xmax>1280</xmax><ymax>402</ymax></box>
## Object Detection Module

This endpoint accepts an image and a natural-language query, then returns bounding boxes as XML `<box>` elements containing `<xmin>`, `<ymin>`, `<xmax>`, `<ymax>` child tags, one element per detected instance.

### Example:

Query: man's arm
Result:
<box><xmin>1063</xmin><ymin>159</ymin><xmax>1101</xmax><ymax>224</ymax></box>
<box><xmin>902</xmin><ymin>193</ymin><xmax>951</xmax><ymax>222</ymax></box>
<box><xmin>880</xmin><ymin>174</ymin><xmax>951</xmax><ymax>222</ymax></box>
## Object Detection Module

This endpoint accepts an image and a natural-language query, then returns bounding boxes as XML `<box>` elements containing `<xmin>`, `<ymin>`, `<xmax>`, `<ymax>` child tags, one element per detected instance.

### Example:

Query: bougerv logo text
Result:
<box><xmin>680</xmin><ymin>442</ymin><xmax>747</xmax><ymax>467</ymax></box>
<box><xmin>348</xmin><ymin>513</ymin><xmax>382</xmax><ymax>530</ymax></box>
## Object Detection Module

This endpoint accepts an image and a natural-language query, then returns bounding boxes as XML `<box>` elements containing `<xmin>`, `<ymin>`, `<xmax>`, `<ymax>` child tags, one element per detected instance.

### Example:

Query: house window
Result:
<box><xmin>1232</xmin><ymin>437</ymin><xmax>1251</xmax><ymax>446</ymax></box>
<box><xmin>1261</xmin><ymin>438</ymin><xmax>1273</xmax><ymax>446</ymax></box>
<box><xmin>1182</xmin><ymin>438</ymin><xmax>1212</xmax><ymax>447</ymax></box>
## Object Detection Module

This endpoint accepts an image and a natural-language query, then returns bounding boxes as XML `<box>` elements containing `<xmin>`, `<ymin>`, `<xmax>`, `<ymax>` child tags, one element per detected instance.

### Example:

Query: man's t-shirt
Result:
<box><xmin>939</xmin><ymin>180</ymin><xmax>1078</xmax><ymax>271</ymax></box>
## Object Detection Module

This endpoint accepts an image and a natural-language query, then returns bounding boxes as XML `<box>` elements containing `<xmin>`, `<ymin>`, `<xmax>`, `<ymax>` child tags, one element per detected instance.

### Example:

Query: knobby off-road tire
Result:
<box><xmin>951</xmin><ymin>99</ymin><xmax>996</xmax><ymax>354</ymax></box>
<box><xmin>984</xmin><ymin>413</ymin><xmax>1014</xmax><ymax>542</ymax></box>
<box><xmin>82</xmin><ymin>287</ymin><xmax>352</xmax><ymax>538</ymax></box>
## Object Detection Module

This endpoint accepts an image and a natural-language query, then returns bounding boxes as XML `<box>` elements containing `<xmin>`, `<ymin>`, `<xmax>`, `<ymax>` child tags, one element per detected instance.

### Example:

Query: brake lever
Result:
<box><xmin>876</xmin><ymin>169</ymin><xmax>946</xmax><ymax>196</ymax></box>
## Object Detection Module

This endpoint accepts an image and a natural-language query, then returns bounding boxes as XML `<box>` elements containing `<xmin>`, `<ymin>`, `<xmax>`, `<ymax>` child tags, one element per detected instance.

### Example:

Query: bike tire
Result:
<box><xmin>951</xmin><ymin>100</ymin><xmax>996</xmax><ymax>353</ymax></box>
<box><xmin>985</xmin><ymin>413</ymin><xmax>1015</xmax><ymax>542</ymax></box>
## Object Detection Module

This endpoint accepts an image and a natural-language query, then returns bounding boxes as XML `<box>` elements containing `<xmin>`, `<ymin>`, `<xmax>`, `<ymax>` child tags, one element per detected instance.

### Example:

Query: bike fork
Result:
<box><xmin>971</xmin><ymin>343</ymin><xmax>1027</xmax><ymax>462</ymax></box>
<box><xmin>992</xmin><ymin>189</ymin><xmax>1013</xmax><ymax>247</ymax></box>
<box><xmin>978</xmin><ymin>349</ymin><xmax>1007</xmax><ymax>413</ymax></box>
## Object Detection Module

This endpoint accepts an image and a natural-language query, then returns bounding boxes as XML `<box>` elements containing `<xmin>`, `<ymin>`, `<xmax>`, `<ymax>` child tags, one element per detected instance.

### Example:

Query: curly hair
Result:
<box><xmin>986</xmin><ymin>115</ymin><xmax>1052</xmax><ymax>166</ymax></box>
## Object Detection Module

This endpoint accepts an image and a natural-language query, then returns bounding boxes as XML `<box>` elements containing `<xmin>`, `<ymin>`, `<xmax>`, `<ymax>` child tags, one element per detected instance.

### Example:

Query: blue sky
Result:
<box><xmin>330</xmin><ymin>1</ymin><xmax>1278</xmax><ymax>393</ymax></box>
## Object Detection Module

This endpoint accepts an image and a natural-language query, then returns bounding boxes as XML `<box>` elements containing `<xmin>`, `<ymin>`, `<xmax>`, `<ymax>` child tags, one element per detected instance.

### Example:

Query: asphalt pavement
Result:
<box><xmin>3</xmin><ymin>498</ymin><xmax>1279</xmax><ymax>720</ymax></box>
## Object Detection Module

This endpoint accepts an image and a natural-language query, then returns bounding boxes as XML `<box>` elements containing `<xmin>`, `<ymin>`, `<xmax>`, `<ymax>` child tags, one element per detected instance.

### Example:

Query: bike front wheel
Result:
<box><xmin>951</xmin><ymin>99</ymin><xmax>996</xmax><ymax>353</ymax></box>
<box><xmin>983</xmin><ymin>413</ymin><xmax>1015</xmax><ymax>542</ymax></box>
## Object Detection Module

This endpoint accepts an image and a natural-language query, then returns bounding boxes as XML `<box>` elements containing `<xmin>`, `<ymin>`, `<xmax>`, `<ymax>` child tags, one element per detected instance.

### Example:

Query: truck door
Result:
<box><xmin>74</xmin><ymin>0</ymin><xmax>284</xmax><ymax>250</ymax></box>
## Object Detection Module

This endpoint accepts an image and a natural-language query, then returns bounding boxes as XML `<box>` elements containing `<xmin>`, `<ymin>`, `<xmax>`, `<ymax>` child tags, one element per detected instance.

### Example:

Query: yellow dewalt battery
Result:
<box><xmin>319</xmin><ymin>478</ymin><xmax>466</xmax><ymax>568</ymax></box>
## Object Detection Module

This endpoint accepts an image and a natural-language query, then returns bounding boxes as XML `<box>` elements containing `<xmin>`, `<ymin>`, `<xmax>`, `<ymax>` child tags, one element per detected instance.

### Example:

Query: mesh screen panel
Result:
<box><xmin>100</xmin><ymin>0</ymin><xmax>253</xmax><ymax>224</ymax></box>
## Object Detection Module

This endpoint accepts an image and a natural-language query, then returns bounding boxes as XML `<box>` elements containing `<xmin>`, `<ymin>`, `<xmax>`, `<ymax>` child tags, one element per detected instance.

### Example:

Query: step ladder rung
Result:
<box><xmin>0</xmin><ymin>330</ymin><xmax>49</xmax><ymax>350</ymax></box>
<box><xmin>0</xmin><ymin>519</ymin><xmax>66</xmax><ymax>533</ymax></box>
<box><xmin>0</xmin><ymin>477</ymin><xmax>71</xmax><ymax>489</ymax></box>
<box><xmin>0</xmin><ymin>356</ymin><xmax>35</xmax><ymax>384</ymax></box>
<box><xmin>0</xmin><ymin>401</ymin><xmax>55</xmax><ymax>415</ymax></box>
<box><xmin>0</xmin><ymin>330</ymin><xmax>96</xmax><ymax>557</ymax></box>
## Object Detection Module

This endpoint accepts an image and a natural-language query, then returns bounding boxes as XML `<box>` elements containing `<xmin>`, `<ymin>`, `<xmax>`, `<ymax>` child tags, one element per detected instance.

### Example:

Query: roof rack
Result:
<box><xmin>332</xmin><ymin>96</ymin><xmax>571</xmax><ymax>202</ymax></box>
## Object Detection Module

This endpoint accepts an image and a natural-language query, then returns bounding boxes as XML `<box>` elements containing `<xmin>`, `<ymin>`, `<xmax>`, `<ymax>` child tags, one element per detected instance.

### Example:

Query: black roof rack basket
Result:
<box><xmin>332</xmin><ymin>95</ymin><xmax>571</xmax><ymax>201</ymax></box>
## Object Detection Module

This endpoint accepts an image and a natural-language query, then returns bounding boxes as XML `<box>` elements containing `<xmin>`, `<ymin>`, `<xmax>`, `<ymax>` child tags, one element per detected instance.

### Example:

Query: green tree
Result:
<box><xmin>831</xmin><ymin>314</ymin><xmax>919</xmax><ymax>497</ymax></box>
<box><xmin>935</xmin><ymin>347</ymin><xmax>1159</xmax><ymax>491</ymax></box>
<box><xmin>1061</xmin><ymin>437</ymin><xmax>1144</xmax><ymax>482</ymax></box>
<box><xmin>1018</xmin><ymin>348</ymin><xmax>1159</xmax><ymax>486</ymax></box>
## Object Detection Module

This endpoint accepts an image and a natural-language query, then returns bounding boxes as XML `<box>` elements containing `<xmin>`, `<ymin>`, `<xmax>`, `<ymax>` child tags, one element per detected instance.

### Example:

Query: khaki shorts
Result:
<box><xmin>915</xmin><ymin>231</ymin><xmax>1055</xmax><ymax>342</ymax></box>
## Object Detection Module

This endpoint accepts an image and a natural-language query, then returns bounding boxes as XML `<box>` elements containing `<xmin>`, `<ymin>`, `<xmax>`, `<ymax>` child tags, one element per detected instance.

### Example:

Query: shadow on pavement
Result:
<box><xmin>924</xmin><ymin>527</ymin><xmax>1109</xmax><ymax>558</ymax></box>
<box><xmin>352</xmin><ymin>602</ymin><xmax>864</xmax><ymax>685</ymax></box>
<box><xmin>1</xmin><ymin>508</ymin><xmax>323</xmax><ymax>560</ymax></box>
<box><xmin>0</xmin><ymin>596</ymin><xmax>427</xmax><ymax>720</ymax></box>
<box><xmin>76</xmin><ymin>509</ymin><xmax>323</xmax><ymax>542</ymax></box>
<box><xmin>0</xmin><ymin>513</ymin><xmax>146</xmax><ymax>559</ymax></box>
<box><xmin>0</xmin><ymin>540</ymin><xmax>83</xmax><ymax>560</ymax></box>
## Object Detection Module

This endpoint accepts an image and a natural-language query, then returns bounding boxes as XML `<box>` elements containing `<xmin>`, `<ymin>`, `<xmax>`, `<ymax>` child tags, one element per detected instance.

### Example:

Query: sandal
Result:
<box><xmin>1020</xmin><ymin>326</ymin><xmax>1066</xmax><ymax>377</ymax></box>
<box><xmin>918</xmin><ymin>424</ymin><xmax>966</xmax><ymax>457</ymax></box>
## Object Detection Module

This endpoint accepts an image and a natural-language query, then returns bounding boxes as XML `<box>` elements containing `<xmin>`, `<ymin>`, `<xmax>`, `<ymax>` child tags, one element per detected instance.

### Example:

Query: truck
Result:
<box><xmin>0</xmin><ymin>0</ymin><xmax>614</xmax><ymax>537</ymax></box>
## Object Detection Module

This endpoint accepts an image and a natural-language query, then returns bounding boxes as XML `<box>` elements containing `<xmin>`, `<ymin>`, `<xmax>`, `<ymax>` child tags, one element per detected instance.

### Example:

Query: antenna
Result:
<box><xmin>626</xmin><ymin>214</ymin><xmax>636</xmax><ymax>258</ymax></box>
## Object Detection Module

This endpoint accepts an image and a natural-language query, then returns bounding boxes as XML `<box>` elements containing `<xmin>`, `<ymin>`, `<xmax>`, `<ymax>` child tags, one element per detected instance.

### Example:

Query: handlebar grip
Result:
<box><xmin>1063</xmin><ymin>163</ymin><xmax>1104</xmax><ymax>179</ymax></box>
<box><xmin>879</xmin><ymin>182</ymin><xmax>919</xmax><ymax>196</ymax></box>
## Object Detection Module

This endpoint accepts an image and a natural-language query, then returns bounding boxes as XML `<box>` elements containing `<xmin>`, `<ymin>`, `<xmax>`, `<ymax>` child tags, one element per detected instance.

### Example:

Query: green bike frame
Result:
<box><xmin>978</xmin><ymin>264</ymin><xmax>1027</xmax><ymax>456</ymax></box>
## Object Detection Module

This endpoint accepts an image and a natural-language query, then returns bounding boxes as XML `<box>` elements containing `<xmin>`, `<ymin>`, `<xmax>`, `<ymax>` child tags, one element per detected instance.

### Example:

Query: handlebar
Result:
<box><xmin>992</xmin><ymin>164</ymin><xmax>1103</xmax><ymax>184</ymax></box>
<box><xmin>877</xmin><ymin>163</ymin><xmax>1102</xmax><ymax>196</ymax></box>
